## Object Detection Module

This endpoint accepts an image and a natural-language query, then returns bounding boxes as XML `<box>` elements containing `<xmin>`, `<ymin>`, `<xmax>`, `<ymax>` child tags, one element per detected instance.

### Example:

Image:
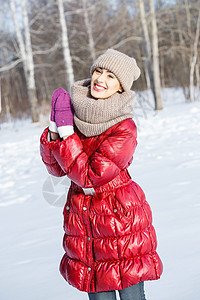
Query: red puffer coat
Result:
<box><xmin>40</xmin><ymin>118</ymin><xmax>163</xmax><ymax>293</ymax></box>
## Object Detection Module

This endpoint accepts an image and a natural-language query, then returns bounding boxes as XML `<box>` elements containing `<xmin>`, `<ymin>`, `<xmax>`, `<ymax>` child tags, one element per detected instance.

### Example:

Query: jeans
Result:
<box><xmin>88</xmin><ymin>282</ymin><xmax>146</xmax><ymax>300</ymax></box>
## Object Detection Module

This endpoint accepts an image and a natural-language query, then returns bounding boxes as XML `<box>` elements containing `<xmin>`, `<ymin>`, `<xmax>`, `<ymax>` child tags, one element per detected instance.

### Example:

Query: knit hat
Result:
<box><xmin>90</xmin><ymin>49</ymin><xmax>141</xmax><ymax>91</ymax></box>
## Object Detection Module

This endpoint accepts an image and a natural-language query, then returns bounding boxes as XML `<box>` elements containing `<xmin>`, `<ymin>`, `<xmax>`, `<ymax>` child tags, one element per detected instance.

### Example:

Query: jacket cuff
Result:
<box><xmin>57</xmin><ymin>125</ymin><xmax>74</xmax><ymax>138</ymax></box>
<box><xmin>40</xmin><ymin>127</ymin><xmax>60</xmax><ymax>147</ymax></box>
<box><xmin>49</xmin><ymin>121</ymin><xmax>58</xmax><ymax>133</ymax></box>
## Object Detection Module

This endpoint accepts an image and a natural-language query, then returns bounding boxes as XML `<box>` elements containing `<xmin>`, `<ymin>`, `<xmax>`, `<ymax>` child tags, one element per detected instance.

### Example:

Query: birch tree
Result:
<box><xmin>138</xmin><ymin>0</ymin><xmax>163</xmax><ymax>109</ymax></box>
<box><xmin>138</xmin><ymin>0</ymin><xmax>152</xmax><ymax>91</ymax></box>
<box><xmin>176</xmin><ymin>1</ymin><xmax>188</xmax><ymax>94</ymax></box>
<box><xmin>82</xmin><ymin>0</ymin><xmax>96</xmax><ymax>61</ymax></box>
<box><xmin>189</xmin><ymin>11</ymin><xmax>200</xmax><ymax>102</ymax></box>
<box><xmin>149</xmin><ymin>0</ymin><xmax>163</xmax><ymax>110</ymax></box>
<box><xmin>10</xmin><ymin>0</ymin><xmax>38</xmax><ymax>122</ymax></box>
<box><xmin>57</xmin><ymin>0</ymin><xmax>74</xmax><ymax>90</ymax></box>
<box><xmin>0</xmin><ymin>77</ymin><xmax>1</xmax><ymax>114</ymax></box>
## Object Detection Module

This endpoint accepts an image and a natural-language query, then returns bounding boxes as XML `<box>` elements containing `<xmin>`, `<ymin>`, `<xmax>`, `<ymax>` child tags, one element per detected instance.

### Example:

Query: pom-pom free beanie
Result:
<box><xmin>90</xmin><ymin>49</ymin><xmax>141</xmax><ymax>91</ymax></box>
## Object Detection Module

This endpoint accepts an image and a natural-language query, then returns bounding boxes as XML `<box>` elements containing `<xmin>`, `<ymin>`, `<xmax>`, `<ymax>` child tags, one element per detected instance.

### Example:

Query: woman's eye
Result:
<box><xmin>95</xmin><ymin>69</ymin><xmax>101</xmax><ymax>74</ymax></box>
<box><xmin>108</xmin><ymin>74</ymin><xmax>114</xmax><ymax>79</ymax></box>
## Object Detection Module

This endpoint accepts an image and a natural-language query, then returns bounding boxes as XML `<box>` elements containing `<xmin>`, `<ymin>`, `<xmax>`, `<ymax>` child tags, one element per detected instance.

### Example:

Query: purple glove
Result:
<box><xmin>49</xmin><ymin>88</ymin><xmax>74</xmax><ymax>138</ymax></box>
<box><xmin>49</xmin><ymin>88</ymin><xmax>66</xmax><ymax>133</ymax></box>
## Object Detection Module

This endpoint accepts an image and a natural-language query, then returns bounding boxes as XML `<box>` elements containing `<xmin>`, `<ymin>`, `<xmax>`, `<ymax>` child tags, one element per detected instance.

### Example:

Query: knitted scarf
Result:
<box><xmin>71</xmin><ymin>79</ymin><xmax>135</xmax><ymax>137</ymax></box>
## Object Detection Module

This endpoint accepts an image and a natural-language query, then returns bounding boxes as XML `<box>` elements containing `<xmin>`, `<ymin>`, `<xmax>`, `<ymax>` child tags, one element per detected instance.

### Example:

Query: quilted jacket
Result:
<box><xmin>40</xmin><ymin>118</ymin><xmax>163</xmax><ymax>293</ymax></box>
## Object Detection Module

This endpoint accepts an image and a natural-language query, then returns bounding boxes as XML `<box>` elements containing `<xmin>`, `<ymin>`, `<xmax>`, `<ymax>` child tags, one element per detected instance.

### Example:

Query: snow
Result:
<box><xmin>0</xmin><ymin>89</ymin><xmax>200</xmax><ymax>300</ymax></box>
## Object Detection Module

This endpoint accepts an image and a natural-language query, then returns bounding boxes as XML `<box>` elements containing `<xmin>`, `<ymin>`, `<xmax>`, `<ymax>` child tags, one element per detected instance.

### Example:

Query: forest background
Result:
<box><xmin>0</xmin><ymin>0</ymin><xmax>199</xmax><ymax>122</ymax></box>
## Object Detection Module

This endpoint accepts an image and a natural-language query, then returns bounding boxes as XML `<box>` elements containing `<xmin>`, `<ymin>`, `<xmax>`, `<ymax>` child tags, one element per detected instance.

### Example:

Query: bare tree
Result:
<box><xmin>138</xmin><ymin>0</ymin><xmax>163</xmax><ymax>109</ymax></box>
<box><xmin>57</xmin><ymin>0</ymin><xmax>74</xmax><ymax>90</ymax></box>
<box><xmin>0</xmin><ymin>77</ymin><xmax>2</xmax><ymax>113</ymax></box>
<box><xmin>176</xmin><ymin>1</ymin><xmax>188</xmax><ymax>95</ymax></box>
<box><xmin>10</xmin><ymin>0</ymin><xmax>38</xmax><ymax>122</ymax></box>
<box><xmin>189</xmin><ymin>11</ymin><xmax>200</xmax><ymax>101</ymax></box>
<box><xmin>138</xmin><ymin>0</ymin><xmax>152</xmax><ymax>90</ymax></box>
<box><xmin>184</xmin><ymin>0</ymin><xmax>192</xmax><ymax>37</ymax></box>
<box><xmin>149</xmin><ymin>0</ymin><xmax>163</xmax><ymax>110</ymax></box>
<box><xmin>82</xmin><ymin>0</ymin><xmax>96</xmax><ymax>61</ymax></box>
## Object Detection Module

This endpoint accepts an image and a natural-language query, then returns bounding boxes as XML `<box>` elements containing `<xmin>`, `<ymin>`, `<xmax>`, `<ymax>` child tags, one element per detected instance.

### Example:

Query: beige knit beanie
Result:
<box><xmin>90</xmin><ymin>49</ymin><xmax>141</xmax><ymax>91</ymax></box>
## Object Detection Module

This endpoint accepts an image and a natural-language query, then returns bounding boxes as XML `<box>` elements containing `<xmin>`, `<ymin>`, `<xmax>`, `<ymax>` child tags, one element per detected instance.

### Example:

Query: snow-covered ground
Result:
<box><xmin>0</xmin><ymin>89</ymin><xmax>200</xmax><ymax>300</ymax></box>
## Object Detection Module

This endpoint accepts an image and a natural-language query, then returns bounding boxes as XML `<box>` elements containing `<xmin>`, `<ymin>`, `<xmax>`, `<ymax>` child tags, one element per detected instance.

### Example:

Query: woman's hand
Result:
<box><xmin>50</xmin><ymin>131</ymin><xmax>68</xmax><ymax>141</ymax></box>
<box><xmin>50</xmin><ymin>131</ymin><xmax>59</xmax><ymax>141</ymax></box>
<box><xmin>49</xmin><ymin>88</ymin><xmax>74</xmax><ymax>139</ymax></box>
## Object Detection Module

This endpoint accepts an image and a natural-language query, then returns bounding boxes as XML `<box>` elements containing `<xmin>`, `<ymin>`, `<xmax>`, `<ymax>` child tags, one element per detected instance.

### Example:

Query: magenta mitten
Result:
<box><xmin>49</xmin><ymin>88</ymin><xmax>67</xmax><ymax>133</ymax></box>
<box><xmin>54</xmin><ymin>90</ymin><xmax>74</xmax><ymax>138</ymax></box>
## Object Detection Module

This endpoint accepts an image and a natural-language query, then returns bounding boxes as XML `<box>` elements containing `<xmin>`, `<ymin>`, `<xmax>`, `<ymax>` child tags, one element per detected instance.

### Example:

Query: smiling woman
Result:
<box><xmin>40</xmin><ymin>49</ymin><xmax>163</xmax><ymax>300</ymax></box>
<box><xmin>90</xmin><ymin>67</ymin><xmax>122</xmax><ymax>99</ymax></box>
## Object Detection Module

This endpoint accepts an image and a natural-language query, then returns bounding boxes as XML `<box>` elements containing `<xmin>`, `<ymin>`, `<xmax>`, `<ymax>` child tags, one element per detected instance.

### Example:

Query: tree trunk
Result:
<box><xmin>82</xmin><ymin>0</ymin><xmax>96</xmax><ymax>62</ymax></box>
<box><xmin>21</xmin><ymin>0</ymin><xmax>38</xmax><ymax>121</ymax></box>
<box><xmin>10</xmin><ymin>0</ymin><xmax>38</xmax><ymax>122</ymax></box>
<box><xmin>149</xmin><ymin>0</ymin><xmax>163</xmax><ymax>110</ymax></box>
<box><xmin>138</xmin><ymin>0</ymin><xmax>161</xmax><ymax>109</ymax></box>
<box><xmin>189</xmin><ymin>11</ymin><xmax>200</xmax><ymax>102</ymax></box>
<box><xmin>160</xmin><ymin>53</ymin><xmax>165</xmax><ymax>88</ymax></box>
<box><xmin>5</xmin><ymin>95</ymin><xmax>11</xmax><ymax>123</ymax></box>
<box><xmin>0</xmin><ymin>77</ymin><xmax>1</xmax><ymax>114</ymax></box>
<box><xmin>177</xmin><ymin>0</ymin><xmax>188</xmax><ymax>98</ymax></box>
<box><xmin>184</xmin><ymin>0</ymin><xmax>192</xmax><ymax>37</ymax></box>
<box><xmin>138</xmin><ymin>0</ymin><xmax>152</xmax><ymax>92</ymax></box>
<box><xmin>57</xmin><ymin>0</ymin><xmax>74</xmax><ymax>90</ymax></box>
<box><xmin>195</xmin><ymin>61</ymin><xmax>200</xmax><ymax>101</ymax></box>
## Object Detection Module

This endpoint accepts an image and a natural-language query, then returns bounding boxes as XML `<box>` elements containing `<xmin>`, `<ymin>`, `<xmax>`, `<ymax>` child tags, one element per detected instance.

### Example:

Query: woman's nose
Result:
<box><xmin>97</xmin><ymin>73</ymin><xmax>106</xmax><ymax>82</ymax></box>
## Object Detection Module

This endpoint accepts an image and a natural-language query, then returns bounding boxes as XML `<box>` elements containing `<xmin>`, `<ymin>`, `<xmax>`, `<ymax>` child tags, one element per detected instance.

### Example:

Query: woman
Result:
<box><xmin>40</xmin><ymin>49</ymin><xmax>163</xmax><ymax>300</ymax></box>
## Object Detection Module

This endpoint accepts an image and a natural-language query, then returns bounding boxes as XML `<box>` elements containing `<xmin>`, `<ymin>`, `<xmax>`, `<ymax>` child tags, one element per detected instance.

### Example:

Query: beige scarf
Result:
<box><xmin>71</xmin><ymin>79</ymin><xmax>135</xmax><ymax>137</ymax></box>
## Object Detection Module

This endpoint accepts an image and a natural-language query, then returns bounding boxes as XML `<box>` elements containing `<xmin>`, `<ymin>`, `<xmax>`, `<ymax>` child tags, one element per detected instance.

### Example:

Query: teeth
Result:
<box><xmin>95</xmin><ymin>84</ymin><xmax>105</xmax><ymax>90</ymax></box>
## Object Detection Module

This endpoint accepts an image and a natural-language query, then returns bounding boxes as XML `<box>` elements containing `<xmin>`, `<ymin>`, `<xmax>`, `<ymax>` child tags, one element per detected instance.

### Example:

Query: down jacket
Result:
<box><xmin>40</xmin><ymin>118</ymin><xmax>163</xmax><ymax>293</ymax></box>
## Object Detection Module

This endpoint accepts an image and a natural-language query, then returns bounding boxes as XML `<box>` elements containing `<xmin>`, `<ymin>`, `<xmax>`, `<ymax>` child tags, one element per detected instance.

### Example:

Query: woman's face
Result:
<box><xmin>90</xmin><ymin>67</ymin><xmax>122</xmax><ymax>99</ymax></box>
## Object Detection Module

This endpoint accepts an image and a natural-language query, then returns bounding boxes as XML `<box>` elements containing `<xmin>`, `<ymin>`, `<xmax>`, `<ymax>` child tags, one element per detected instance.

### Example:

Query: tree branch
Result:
<box><xmin>0</xmin><ymin>58</ymin><xmax>23</xmax><ymax>73</ymax></box>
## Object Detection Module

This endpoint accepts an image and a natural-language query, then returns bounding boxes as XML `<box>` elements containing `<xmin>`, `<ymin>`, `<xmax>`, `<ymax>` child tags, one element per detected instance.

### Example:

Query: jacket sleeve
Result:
<box><xmin>40</xmin><ymin>128</ymin><xmax>66</xmax><ymax>177</ymax></box>
<box><xmin>41</xmin><ymin>120</ymin><xmax>137</xmax><ymax>188</ymax></box>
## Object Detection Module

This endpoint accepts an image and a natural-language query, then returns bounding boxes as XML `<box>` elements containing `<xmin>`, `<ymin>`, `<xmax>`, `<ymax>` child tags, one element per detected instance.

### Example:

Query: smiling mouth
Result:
<box><xmin>93</xmin><ymin>83</ymin><xmax>106</xmax><ymax>92</ymax></box>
